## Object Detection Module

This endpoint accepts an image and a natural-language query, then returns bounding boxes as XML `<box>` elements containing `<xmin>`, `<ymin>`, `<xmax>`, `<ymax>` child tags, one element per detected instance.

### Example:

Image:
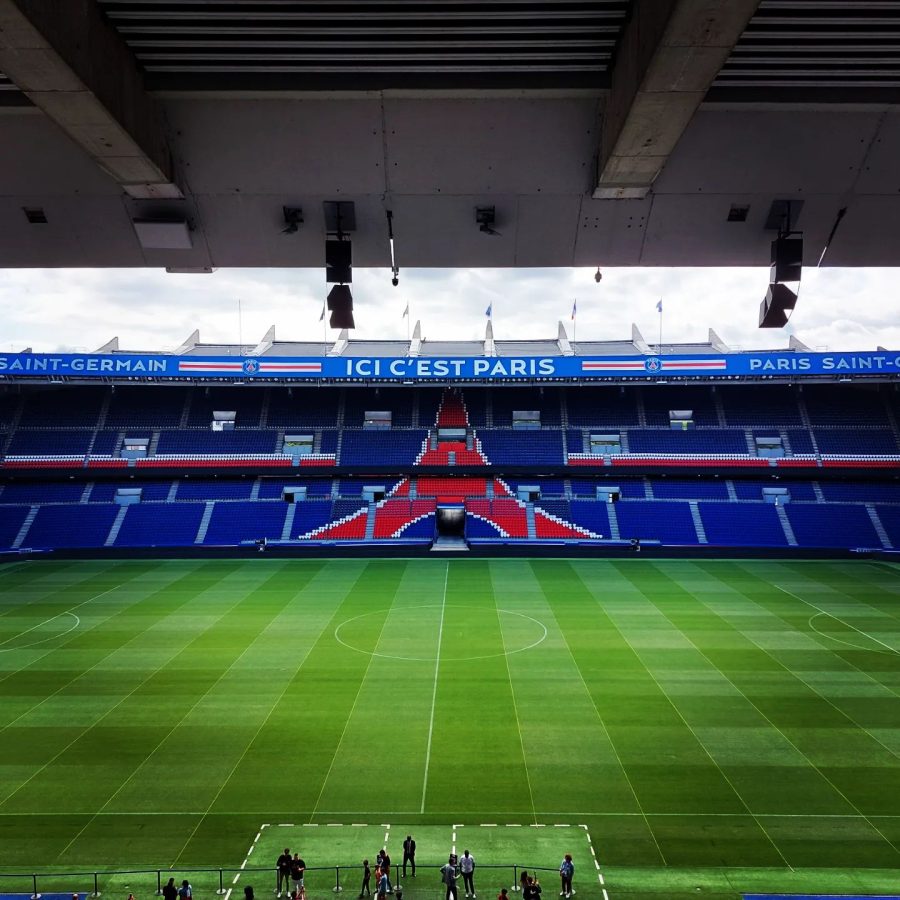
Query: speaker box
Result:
<box><xmin>326</xmin><ymin>240</ymin><xmax>352</xmax><ymax>283</ymax></box>
<box><xmin>327</xmin><ymin>284</ymin><xmax>355</xmax><ymax>329</ymax></box>
<box><xmin>770</xmin><ymin>236</ymin><xmax>803</xmax><ymax>284</ymax></box>
<box><xmin>759</xmin><ymin>283</ymin><xmax>798</xmax><ymax>328</ymax></box>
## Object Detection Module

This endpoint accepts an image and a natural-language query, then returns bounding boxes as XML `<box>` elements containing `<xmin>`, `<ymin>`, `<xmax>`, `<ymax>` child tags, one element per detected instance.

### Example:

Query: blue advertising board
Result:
<box><xmin>0</xmin><ymin>350</ymin><xmax>898</xmax><ymax>381</ymax></box>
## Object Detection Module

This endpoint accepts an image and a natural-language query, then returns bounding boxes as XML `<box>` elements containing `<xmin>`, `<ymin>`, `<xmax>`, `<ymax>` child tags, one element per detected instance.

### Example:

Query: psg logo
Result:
<box><xmin>645</xmin><ymin>357</ymin><xmax>661</xmax><ymax>373</ymax></box>
<box><xmin>243</xmin><ymin>359</ymin><xmax>260</xmax><ymax>375</ymax></box>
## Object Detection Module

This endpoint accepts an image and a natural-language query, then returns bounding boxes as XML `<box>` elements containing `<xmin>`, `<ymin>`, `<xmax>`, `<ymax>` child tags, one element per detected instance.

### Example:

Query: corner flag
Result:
<box><xmin>571</xmin><ymin>300</ymin><xmax>577</xmax><ymax>320</ymax></box>
<box><xmin>319</xmin><ymin>301</ymin><xmax>326</xmax><ymax>322</ymax></box>
<box><xmin>485</xmin><ymin>303</ymin><xmax>493</xmax><ymax>318</ymax></box>
<box><xmin>402</xmin><ymin>303</ymin><xmax>409</xmax><ymax>318</ymax></box>
<box><xmin>656</xmin><ymin>300</ymin><xmax>663</xmax><ymax>313</ymax></box>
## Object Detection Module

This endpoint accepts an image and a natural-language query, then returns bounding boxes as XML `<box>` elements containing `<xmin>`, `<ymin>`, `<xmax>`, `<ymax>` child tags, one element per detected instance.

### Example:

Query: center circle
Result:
<box><xmin>333</xmin><ymin>604</ymin><xmax>547</xmax><ymax>661</ymax></box>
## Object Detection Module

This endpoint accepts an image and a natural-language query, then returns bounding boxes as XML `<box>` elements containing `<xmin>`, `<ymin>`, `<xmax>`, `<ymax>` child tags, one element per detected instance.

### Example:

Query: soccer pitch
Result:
<box><xmin>1</xmin><ymin>557</ymin><xmax>899</xmax><ymax>900</ymax></box>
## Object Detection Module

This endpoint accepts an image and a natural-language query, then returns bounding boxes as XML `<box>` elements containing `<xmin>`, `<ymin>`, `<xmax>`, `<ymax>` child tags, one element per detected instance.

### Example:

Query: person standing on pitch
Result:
<box><xmin>290</xmin><ymin>853</ymin><xmax>306</xmax><ymax>899</ymax></box>
<box><xmin>402</xmin><ymin>834</ymin><xmax>416</xmax><ymax>877</ymax></box>
<box><xmin>360</xmin><ymin>859</ymin><xmax>372</xmax><ymax>898</ymax></box>
<box><xmin>380</xmin><ymin>848</ymin><xmax>393</xmax><ymax>892</ymax></box>
<box><xmin>459</xmin><ymin>850</ymin><xmax>476</xmax><ymax>898</ymax></box>
<box><xmin>558</xmin><ymin>856</ymin><xmax>574</xmax><ymax>899</ymax></box>
<box><xmin>377</xmin><ymin>867</ymin><xmax>390</xmax><ymax>900</ymax></box>
<box><xmin>163</xmin><ymin>878</ymin><xmax>178</xmax><ymax>900</ymax></box>
<box><xmin>277</xmin><ymin>848</ymin><xmax>292</xmax><ymax>897</ymax></box>
<box><xmin>440</xmin><ymin>855</ymin><xmax>459</xmax><ymax>900</ymax></box>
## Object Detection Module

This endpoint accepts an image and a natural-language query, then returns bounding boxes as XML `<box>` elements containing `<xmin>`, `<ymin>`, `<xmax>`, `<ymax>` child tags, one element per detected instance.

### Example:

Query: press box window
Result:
<box><xmin>211</xmin><ymin>410</ymin><xmax>236</xmax><ymax>431</ymax></box>
<box><xmin>364</xmin><ymin>410</ymin><xmax>392</xmax><ymax>429</ymax></box>
<box><xmin>669</xmin><ymin>410</ymin><xmax>694</xmax><ymax>430</ymax></box>
<box><xmin>512</xmin><ymin>410</ymin><xmax>541</xmax><ymax>430</ymax></box>
<box><xmin>590</xmin><ymin>433</ymin><xmax>621</xmax><ymax>454</ymax></box>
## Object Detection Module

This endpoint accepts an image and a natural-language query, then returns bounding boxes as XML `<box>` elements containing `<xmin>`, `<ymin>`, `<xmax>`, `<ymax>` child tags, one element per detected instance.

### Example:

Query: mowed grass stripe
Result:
<box><xmin>692</xmin><ymin>562</ymin><xmax>900</xmax><ymax>833</ymax></box>
<box><xmin>569</xmin><ymin>561</ymin><xmax>750</xmax><ymax>817</ymax></box>
<box><xmin>202</xmin><ymin>560</ymin><xmax>408</xmax><ymax>821</ymax></box>
<box><xmin>495</xmin><ymin>561</ymin><xmax>648</xmax><ymax>820</ymax></box>
<box><xmin>781</xmin><ymin>560</ymin><xmax>900</xmax><ymax>623</ymax></box>
<box><xmin>53</xmin><ymin>562</ymin><xmax>328</xmax><ymax>864</ymax></box>
<box><xmin>423</xmin><ymin>560</ymin><xmax>533</xmax><ymax>816</ymax></box>
<box><xmin>311</xmin><ymin>560</ymin><xmax>448</xmax><ymax>814</ymax></box>
<box><xmin>0</xmin><ymin>561</ymin><xmax>285</xmax><ymax>819</ymax></box>
<box><xmin>523</xmin><ymin>560</ymin><xmax>666</xmax><ymax>866</ymax></box>
<box><xmin>646</xmin><ymin>561</ymin><xmax>865</xmax><ymax>820</ymax></box>
<box><xmin>684</xmin><ymin>561</ymin><xmax>900</xmax><ymax>868</ymax></box>
<box><xmin>0</xmin><ymin>561</ymin><xmax>226</xmax><ymax>736</ymax></box>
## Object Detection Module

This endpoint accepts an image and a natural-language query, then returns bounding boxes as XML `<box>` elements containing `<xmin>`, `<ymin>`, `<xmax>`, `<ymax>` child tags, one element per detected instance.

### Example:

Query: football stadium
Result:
<box><xmin>1</xmin><ymin>332</ymin><xmax>900</xmax><ymax>900</ymax></box>
<box><xmin>3</xmin><ymin>1</ymin><xmax>900</xmax><ymax>900</ymax></box>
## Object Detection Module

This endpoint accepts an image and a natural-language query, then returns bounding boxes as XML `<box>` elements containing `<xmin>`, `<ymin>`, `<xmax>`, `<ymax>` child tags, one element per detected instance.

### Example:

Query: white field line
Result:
<box><xmin>583</xmin><ymin>827</ymin><xmax>608</xmax><ymax>897</ymax></box>
<box><xmin>776</xmin><ymin>585</ymin><xmax>900</xmax><ymax>655</ymax></box>
<box><xmin>421</xmin><ymin>562</ymin><xmax>449</xmax><ymax>813</ymax></box>
<box><xmin>228</xmin><ymin>823</ymin><xmax>270</xmax><ymax>900</ymax></box>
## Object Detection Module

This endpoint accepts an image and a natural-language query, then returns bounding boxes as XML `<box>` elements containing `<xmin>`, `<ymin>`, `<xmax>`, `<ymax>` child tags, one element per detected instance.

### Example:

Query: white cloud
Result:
<box><xmin>0</xmin><ymin>266</ymin><xmax>898</xmax><ymax>354</ymax></box>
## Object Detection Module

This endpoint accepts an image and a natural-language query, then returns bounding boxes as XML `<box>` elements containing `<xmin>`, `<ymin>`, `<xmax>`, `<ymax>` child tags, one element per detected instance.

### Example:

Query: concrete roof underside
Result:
<box><xmin>1</xmin><ymin>1</ymin><xmax>900</xmax><ymax>269</ymax></box>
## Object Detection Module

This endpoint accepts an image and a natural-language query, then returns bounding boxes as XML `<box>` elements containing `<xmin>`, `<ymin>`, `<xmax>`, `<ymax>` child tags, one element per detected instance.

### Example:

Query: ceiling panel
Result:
<box><xmin>712</xmin><ymin>0</ymin><xmax>900</xmax><ymax>100</ymax></box>
<box><xmin>97</xmin><ymin>0</ymin><xmax>630</xmax><ymax>91</ymax></box>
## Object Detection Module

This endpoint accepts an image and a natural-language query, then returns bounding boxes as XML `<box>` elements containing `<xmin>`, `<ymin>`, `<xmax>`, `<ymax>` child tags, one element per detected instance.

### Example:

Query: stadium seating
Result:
<box><xmin>204</xmin><ymin>501</ymin><xmax>288</xmax><ymax>544</ymax></box>
<box><xmin>115</xmin><ymin>503</ymin><xmax>206</xmax><ymax>547</ymax></box>
<box><xmin>565</xmin><ymin>386</ymin><xmax>640</xmax><ymax>427</ymax></box>
<box><xmin>266</xmin><ymin>388</ymin><xmax>339</xmax><ymax>427</ymax></box>
<box><xmin>18</xmin><ymin>387</ymin><xmax>105</xmax><ymax>427</ymax></box>
<box><xmin>105</xmin><ymin>387</ymin><xmax>189</xmax><ymax>428</ymax></box>
<box><xmin>186</xmin><ymin>387</ymin><xmax>265</xmax><ymax>428</ymax></box>
<box><xmin>156</xmin><ymin>430</ymin><xmax>278</xmax><ymax>454</ymax></box>
<box><xmin>26</xmin><ymin>504</ymin><xmax>120</xmax><ymax>549</ymax></box>
<box><xmin>699</xmin><ymin>503</ymin><xmax>788</xmax><ymax>547</ymax></box>
<box><xmin>651</xmin><ymin>479</ymin><xmax>729</xmax><ymax>500</ymax></box>
<box><xmin>0</xmin><ymin>505</ymin><xmax>30</xmax><ymax>547</ymax></box>
<box><xmin>3</xmin><ymin>382</ymin><xmax>900</xmax><ymax>551</ymax></box>
<box><xmin>8</xmin><ymin>430</ymin><xmax>94</xmax><ymax>455</ymax></box>
<box><xmin>476</xmin><ymin>429</ymin><xmax>564</xmax><ymax>465</ymax></box>
<box><xmin>339</xmin><ymin>430</ymin><xmax>428</xmax><ymax>466</ymax></box>
<box><xmin>785</xmin><ymin>503</ymin><xmax>880</xmax><ymax>548</ymax></box>
<box><xmin>615</xmin><ymin>501</ymin><xmax>698</xmax><ymax>544</ymax></box>
<box><xmin>0</xmin><ymin>482</ymin><xmax>86</xmax><ymax>503</ymax></box>
<box><xmin>175</xmin><ymin>480</ymin><xmax>255</xmax><ymax>501</ymax></box>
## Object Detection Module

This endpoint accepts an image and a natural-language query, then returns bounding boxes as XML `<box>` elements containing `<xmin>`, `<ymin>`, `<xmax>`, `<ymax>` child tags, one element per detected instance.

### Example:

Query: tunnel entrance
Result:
<box><xmin>433</xmin><ymin>504</ymin><xmax>468</xmax><ymax>550</ymax></box>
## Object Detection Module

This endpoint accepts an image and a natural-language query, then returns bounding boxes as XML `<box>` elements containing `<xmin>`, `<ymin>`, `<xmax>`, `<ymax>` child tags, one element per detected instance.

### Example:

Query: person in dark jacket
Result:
<box><xmin>402</xmin><ymin>835</ymin><xmax>416</xmax><ymax>878</ymax></box>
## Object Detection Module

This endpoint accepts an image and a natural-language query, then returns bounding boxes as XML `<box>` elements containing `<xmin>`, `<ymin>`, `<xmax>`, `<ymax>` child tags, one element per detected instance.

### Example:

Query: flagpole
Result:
<box><xmin>238</xmin><ymin>298</ymin><xmax>243</xmax><ymax>355</ymax></box>
<box><xmin>658</xmin><ymin>300</ymin><xmax>663</xmax><ymax>354</ymax></box>
<box><xmin>407</xmin><ymin>304</ymin><xmax>411</xmax><ymax>343</ymax></box>
<box><xmin>572</xmin><ymin>298</ymin><xmax>576</xmax><ymax>348</ymax></box>
<box><xmin>322</xmin><ymin>301</ymin><xmax>328</xmax><ymax>356</ymax></box>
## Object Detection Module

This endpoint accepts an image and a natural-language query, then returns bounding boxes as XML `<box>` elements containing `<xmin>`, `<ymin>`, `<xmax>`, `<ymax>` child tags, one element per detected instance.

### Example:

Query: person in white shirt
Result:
<box><xmin>459</xmin><ymin>850</ymin><xmax>476</xmax><ymax>898</ymax></box>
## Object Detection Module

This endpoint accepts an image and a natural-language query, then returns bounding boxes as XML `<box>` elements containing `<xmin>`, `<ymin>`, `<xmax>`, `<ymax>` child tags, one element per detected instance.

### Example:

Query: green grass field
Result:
<box><xmin>1</xmin><ymin>558</ymin><xmax>899</xmax><ymax>900</ymax></box>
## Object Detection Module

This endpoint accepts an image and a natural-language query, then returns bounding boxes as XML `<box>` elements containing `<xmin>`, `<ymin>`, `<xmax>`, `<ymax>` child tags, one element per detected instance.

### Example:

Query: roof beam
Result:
<box><xmin>0</xmin><ymin>0</ymin><xmax>181</xmax><ymax>198</ymax></box>
<box><xmin>595</xmin><ymin>0</ymin><xmax>760</xmax><ymax>199</ymax></box>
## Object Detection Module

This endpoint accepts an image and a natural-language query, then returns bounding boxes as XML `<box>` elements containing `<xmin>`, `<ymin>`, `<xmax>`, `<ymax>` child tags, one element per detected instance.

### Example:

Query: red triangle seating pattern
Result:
<box><xmin>298</xmin><ymin>388</ymin><xmax>592</xmax><ymax>540</ymax></box>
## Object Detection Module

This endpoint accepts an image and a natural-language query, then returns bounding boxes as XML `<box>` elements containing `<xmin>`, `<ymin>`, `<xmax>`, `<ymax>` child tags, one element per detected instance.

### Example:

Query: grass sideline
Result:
<box><xmin>0</xmin><ymin>558</ymin><xmax>898</xmax><ymax>900</ymax></box>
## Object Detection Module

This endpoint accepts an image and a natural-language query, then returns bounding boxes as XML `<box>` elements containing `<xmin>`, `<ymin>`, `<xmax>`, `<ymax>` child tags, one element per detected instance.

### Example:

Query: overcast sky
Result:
<box><xmin>1</xmin><ymin>265</ymin><xmax>898</xmax><ymax>355</ymax></box>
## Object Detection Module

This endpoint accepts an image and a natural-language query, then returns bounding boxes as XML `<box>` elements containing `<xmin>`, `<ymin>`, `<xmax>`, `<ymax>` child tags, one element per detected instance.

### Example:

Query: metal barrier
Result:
<box><xmin>0</xmin><ymin>864</ymin><xmax>562</xmax><ymax>900</ymax></box>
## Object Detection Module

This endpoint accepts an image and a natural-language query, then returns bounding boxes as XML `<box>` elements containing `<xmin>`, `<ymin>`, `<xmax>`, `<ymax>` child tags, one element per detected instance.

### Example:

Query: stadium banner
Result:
<box><xmin>1</xmin><ymin>351</ymin><xmax>899</xmax><ymax>381</ymax></box>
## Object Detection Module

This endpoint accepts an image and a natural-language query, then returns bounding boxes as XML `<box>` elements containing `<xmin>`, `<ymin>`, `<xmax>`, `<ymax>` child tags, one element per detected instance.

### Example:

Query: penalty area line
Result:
<box><xmin>581</xmin><ymin>825</ymin><xmax>608</xmax><ymax>895</ymax></box>
<box><xmin>227</xmin><ymin>824</ymin><xmax>271</xmax><ymax>900</ymax></box>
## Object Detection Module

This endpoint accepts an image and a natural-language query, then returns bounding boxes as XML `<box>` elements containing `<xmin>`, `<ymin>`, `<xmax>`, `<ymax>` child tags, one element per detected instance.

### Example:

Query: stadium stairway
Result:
<box><xmin>294</xmin><ymin>389</ymin><xmax>594</xmax><ymax>541</ymax></box>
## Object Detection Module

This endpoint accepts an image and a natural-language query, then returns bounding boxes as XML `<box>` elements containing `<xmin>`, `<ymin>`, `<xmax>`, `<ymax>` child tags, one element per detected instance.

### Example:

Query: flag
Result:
<box><xmin>571</xmin><ymin>300</ymin><xmax>577</xmax><ymax>320</ymax></box>
<box><xmin>656</xmin><ymin>300</ymin><xmax>663</xmax><ymax>313</ymax></box>
<box><xmin>485</xmin><ymin>303</ymin><xmax>493</xmax><ymax>318</ymax></box>
<box><xmin>402</xmin><ymin>303</ymin><xmax>409</xmax><ymax>318</ymax></box>
<box><xmin>319</xmin><ymin>301</ymin><xmax>326</xmax><ymax>322</ymax></box>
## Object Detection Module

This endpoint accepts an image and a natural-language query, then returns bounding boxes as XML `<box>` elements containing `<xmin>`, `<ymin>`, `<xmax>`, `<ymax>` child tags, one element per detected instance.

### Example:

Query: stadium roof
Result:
<box><xmin>2</xmin><ymin>1</ymin><xmax>900</xmax><ymax>270</ymax></box>
<box><xmin>88</xmin><ymin>321</ymin><xmax>811</xmax><ymax>358</ymax></box>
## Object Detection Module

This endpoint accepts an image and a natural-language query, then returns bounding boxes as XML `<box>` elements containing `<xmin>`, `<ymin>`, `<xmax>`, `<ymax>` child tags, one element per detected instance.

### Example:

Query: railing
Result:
<box><xmin>0</xmin><ymin>865</ymin><xmax>562</xmax><ymax>900</ymax></box>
